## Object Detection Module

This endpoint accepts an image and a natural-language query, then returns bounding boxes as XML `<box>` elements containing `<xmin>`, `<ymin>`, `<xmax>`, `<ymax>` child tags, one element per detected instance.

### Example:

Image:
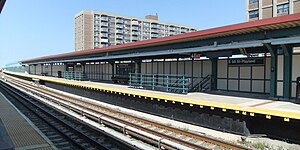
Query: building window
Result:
<box><xmin>249</xmin><ymin>0</ymin><xmax>258</xmax><ymax>4</ymax></box>
<box><xmin>277</xmin><ymin>3</ymin><xmax>289</xmax><ymax>14</ymax></box>
<box><xmin>249</xmin><ymin>10</ymin><xmax>259</xmax><ymax>19</ymax></box>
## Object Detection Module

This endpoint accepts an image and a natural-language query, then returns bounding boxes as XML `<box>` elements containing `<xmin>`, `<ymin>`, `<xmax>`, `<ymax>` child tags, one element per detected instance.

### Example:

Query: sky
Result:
<box><xmin>0</xmin><ymin>0</ymin><xmax>246</xmax><ymax>67</ymax></box>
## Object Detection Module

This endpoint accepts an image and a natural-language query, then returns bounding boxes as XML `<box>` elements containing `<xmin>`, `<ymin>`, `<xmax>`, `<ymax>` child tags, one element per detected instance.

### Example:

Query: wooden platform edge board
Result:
<box><xmin>4</xmin><ymin>71</ymin><xmax>300</xmax><ymax>121</ymax></box>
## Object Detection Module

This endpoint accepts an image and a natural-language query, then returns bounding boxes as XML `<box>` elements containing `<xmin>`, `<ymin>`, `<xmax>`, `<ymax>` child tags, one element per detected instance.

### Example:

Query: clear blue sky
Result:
<box><xmin>0</xmin><ymin>0</ymin><xmax>246</xmax><ymax>67</ymax></box>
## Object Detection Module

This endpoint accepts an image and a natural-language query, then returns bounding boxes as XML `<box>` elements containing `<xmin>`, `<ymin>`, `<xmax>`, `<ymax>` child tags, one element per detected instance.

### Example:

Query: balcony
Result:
<box><xmin>116</xmin><ymin>35</ymin><xmax>124</xmax><ymax>39</ymax></box>
<box><xmin>101</xmin><ymin>17</ymin><xmax>108</xmax><ymax>21</ymax></box>
<box><xmin>116</xmin><ymin>30</ymin><xmax>123</xmax><ymax>34</ymax></box>
<box><xmin>151</xmin><ymin>29</ymin><xmax>158</xmax><ymax>33</ymax></box>
<box><xmin>151</xmin><ymin>34</ymin><xmax>159</xmax><ymax>38</ymax></box>
<box><xmin>101</xmin><ymin>44</ymin><xmax>109</xmax><ymax>47</ymax></box>
<box><xmin>109</xmin><ymin>18</ymin><xmax>115</xmax><ymax>22</ymax></box>
<box><xmin>151</xmin><ymin>24</ymin><xmax>158</xmax><ymax>28</ymax></box>
<box><xmin>132</xmin><ymin>26</ymin><xmax>139</xmax><ymax>30</ymax></box>
<box><xmin>100</xmin><ymin>39</ymin><xmax>109</xmax><ymax>43</ymax></box>
<box><xmin>124</xmin><ymin>21</ymin><xmax>131</xmax><ymax>25</ymax></box>
<box><xmin>101</xmin><ymin>33</ymin><xmax>108</xmax><ymax>37</ymax></box>
<box><xmin>132</xmin><ymin>36</ymin><xmax>140</xmax><ymax>40</ymax></box>
<box><xmin>101</xmin><ymin>22</ymin><xmax>108</xmax><ymax>26</ymax></box>
<box><xmin>124</xmin><ymin>36</ymin><xmax>130</xmax><ymax>40</ymax></box>
<box><xmin>108</xmin><ymin>29</ymin><xmax>115</xmax><ymax>33</ymax></box>
<box><xmin>101</xmin><ymin>28</ymin><xmax>108</xmax><ymax>32</ymax></box>
<box><xmin>116</xmin><ymin>24</ymin><xmax>123</xmax><ymax>28</ymax></box>
<box><xmin>116</xmin><ymin>19</ymin><xmax>123</xmax><ymax>23</ymax></box>
<box><xmin>108</xmin><ymin>35</ymin><xmax>115</xmax><ymax>38</ymax></box>
<box><xmin>132</xmin><ymin>31</ymin><xmax>140</xmax><ymax>35</ymax></box>
<box><xmin>109</xmin><ymin>42</ymin><xmax>116</xmax><ymax>46</ymax></box>
<box><xmin>116</xmin><ymin>40</ymin><xmax>123</xmax><ymax>44</ymax></box>
<box><xmin>124</xmin><ymin>26</ymin><xmax>130</xmax><ymax>30</ymax></box>
<box><xmin>94</xmin><ymin>32</ymin><xmax>100</xmax><ymax>36</ymax></box>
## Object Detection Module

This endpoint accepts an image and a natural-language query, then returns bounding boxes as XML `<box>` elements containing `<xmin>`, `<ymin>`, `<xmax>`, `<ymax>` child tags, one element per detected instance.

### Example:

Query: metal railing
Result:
<box><xmin>4</xmin><ymin>66</ymin><xmax>26</xmax><ymax>73</ymax></box>
<box><xmin>188</xmin><ymin>75</ymin><xmax>212</xmax><ymax>92</ymax></box>
<box><xmin>129</xmin><ymin>73</ymin><xmax>189</xmax><ymax>94</ymax></box>
<box><xmin>63</xmin><ymin>71</ymin><xmax>87</xmax><ymax>81</ymax></box>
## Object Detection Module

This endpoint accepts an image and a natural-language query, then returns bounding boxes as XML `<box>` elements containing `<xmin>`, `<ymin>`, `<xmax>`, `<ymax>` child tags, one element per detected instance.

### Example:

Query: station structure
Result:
<box><xmin>18</xmin><ymin>13</ymin><xmax>300</xmax><ymax>101</ymax></box>
<box><xmin>3</xmin><ymin>13</ymin><xmax>300</xmax><ymax>143</ymax></box>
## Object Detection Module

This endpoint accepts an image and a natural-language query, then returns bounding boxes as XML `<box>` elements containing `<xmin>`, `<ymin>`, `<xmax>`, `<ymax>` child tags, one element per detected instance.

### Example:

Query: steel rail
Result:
<box><xmin>6</xmin><ymin>75</ymin><xmax>250</xmax><ymax>150</ymax></box>
<box><xmin>0</xmin><ymin>81</ymin><xmax>128</xmax><ymax>150</ymax></box>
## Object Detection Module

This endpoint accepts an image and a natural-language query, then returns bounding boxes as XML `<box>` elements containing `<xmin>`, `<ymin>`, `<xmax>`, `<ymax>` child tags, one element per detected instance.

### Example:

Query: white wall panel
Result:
<box><xmin>252</xmin><ymin>80</ymin><xmax>264</xmax><ymax>93</ymax></box>
<box><xmin>217</xmin><ymin>79</ymin><xmax>227</xmax><ymax>90</ymax></box>
<box><xmin>265</xmin><ymin>57</ymin><xmax>271</xmax><ymax>79</ymax></box>
<box><xmin>265</xmin><ymin>81</ymin><xmax>270</xmax><ymax>93</ymax></box>
<box><xmin>171</xmin><ymin>62</ymin><xmax>177</xmax><ymax>74</ymax></box>
<box><xmin>158</xmin><ymin>62</ymin><xmax>163</xmax><ymax>74</ymax></box>
<box><xmin>252</xmin><ymin>66</ymin><xmax>264</xmax><ymax>79</ymax></box>
<box><xmin>228</xmin><ymin>80</ymin><xmax>238</xmax><ymax>91</ymax></box>
<box><xmin>277</xmin><ymin>55</ymin><xmax>284</xmax><ymax>80</ymax></box>
<box><xmin>277</xmin><ymin>82</ymin><xmax>283</xmax><ymax>96</ymax></box>
<box><xmin>193</xmin><ymin>61</ymin><xmax>201</xmax><ymax>77</ymax></box>
<box><xmin>36</xmin><ymin>64</ymin><xmax>42</xmax><ymax>74</ymax></box>
<box><xmin>292</xmin><ymin>55</ymin><xmax>300</xmax><ymax>80</ymax></box>
<box><xmin>146</xmin><ymin>63</ymin><xmax>152</xmax><ymax>74</ymax></box>
<box><xmin>185</xmin><ymin>61</ymin><xmax>192</xmax><ymax>77</ymax></box>
<box><xmin>228</xmin><ymin>67</ymin><xmax>238</xmax><ymax>78</ymax></box>
<box><xmin>178</xmin><ymin>62</ymin><xmax>184</xmax><ymax>74</ymax></box>
<box><xmin>141</xmin><ymin>63</ymin><xmax>146</xmax><ymax>74</ymax></box>
<box><xmin>164</xmin><ymin>61</ymin><xmax>170</xmax><ymax>74</ymax></box>
<box><xmin>218</xmin><ymin>60</ymin><xmax>227</xmax><ymax>78</ymax></box>
<box><xmin>240</xmin><ymin>67</ymin><xmax>251</xmax><ymax>79</ymax></box>
<box><xmin>240</xmin><ymin>80</ymin><xmax>250</xmax><ymax>92</ymax></box>
<box><xmin>153</xmin><ymin>62</ymin><xmax>158</xmax><ymax>74</ymax></box>
<box><xmin>202</xmin><ymin>60</ymin><xmax>212</xmax><ymax>76</ymax></box>
<box><xmin>292</xmin><ymin>83</ymin><xmax>297</xmax><ymax>98</ymax></box>
<box><xmin>108</xmin><ymin>64</ymin><xmax>112</xmax><ymax>80</ymax></box>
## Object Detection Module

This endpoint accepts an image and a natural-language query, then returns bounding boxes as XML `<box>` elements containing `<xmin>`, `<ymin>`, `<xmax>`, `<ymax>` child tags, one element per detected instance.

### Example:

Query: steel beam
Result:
<box><xmin>108</xmin><ymin>61</ymin><xmax>115</xmax><ymax>77</ymax></box>
<box><xmin>281</xmin><ymin>44</ymin><xmax>293</xmax><ymax>100</ymax></box>
<box><xmin>26</xmin><ymin>40</ymin><xmax>265</xmax><ymax>65</ymax></box>
<box><xmin>50</xmin><ymin>64</ymin><xmax>53</xmax><ymax>76</ymax></box>
<box><xmin>211</xmin><ymin>58</ymin><xmax>218</xmax><ymax>90</ymax></box>
<box><xmin>265</xmin><ymin>44</ymin><xmax>277</xmax><ymax>98</ymax></box>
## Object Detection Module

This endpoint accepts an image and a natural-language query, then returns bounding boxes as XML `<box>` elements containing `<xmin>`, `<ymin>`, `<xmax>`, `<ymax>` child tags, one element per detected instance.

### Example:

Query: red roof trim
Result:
<box><xmin>22</xmin><ymin>13</ymin><xmax>300</xmax><ymax>63</ymax></box>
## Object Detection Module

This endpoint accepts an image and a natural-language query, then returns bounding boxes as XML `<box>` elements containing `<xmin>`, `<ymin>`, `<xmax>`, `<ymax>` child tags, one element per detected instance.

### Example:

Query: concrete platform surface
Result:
<box><xmin>0</xmin><ymin>91</ymin><xmax>55</xmax><ymax>150</ymax></box>
<box><xmin>4</xmin><ymin>71</ymin><xmax>300</xmax><ymax>122</ymax></box>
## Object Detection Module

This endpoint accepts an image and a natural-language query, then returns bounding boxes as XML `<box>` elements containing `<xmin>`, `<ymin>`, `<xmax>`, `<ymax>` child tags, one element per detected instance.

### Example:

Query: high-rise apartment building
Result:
<box><xmin>75</xmin><ymin>10</ymin><xmax>197</xmax><ymax>51</ymax></box>
<box><xmin>246</xmin><ymin>0</ymin><xmax>300</xmax><ymax>21</ymax></box>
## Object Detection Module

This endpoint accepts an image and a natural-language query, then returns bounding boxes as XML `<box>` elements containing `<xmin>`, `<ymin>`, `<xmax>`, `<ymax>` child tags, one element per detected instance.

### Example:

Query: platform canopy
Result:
<box><xmin>21</xmin><ymin>13</ymin><xmax>300</xmax><ymax>64</ymax></box>
<box><xmin>0</xmin><ymin>0</ymin><xmax>6</xmax><ymax>14</ymax></box>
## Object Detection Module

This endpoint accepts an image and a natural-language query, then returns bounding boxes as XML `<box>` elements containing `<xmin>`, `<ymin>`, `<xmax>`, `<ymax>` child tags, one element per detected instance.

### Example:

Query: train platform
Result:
<box><xmin>0</xmin><ymin>90</ymin><xmax>55</xmax><ymax>149</ymax></box>
<box><xmin>4</xmin><ymin>71</ymin><xmax>300</xmax><ymax>122</ymax></box>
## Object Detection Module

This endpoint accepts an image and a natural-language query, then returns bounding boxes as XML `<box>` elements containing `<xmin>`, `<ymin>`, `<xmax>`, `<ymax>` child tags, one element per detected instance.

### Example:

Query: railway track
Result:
<box><xmin>3</xmin><ymin>75</ymin><xmax>251</xmax><ymax>150</ymax></box>
<box><xmin>0</xmin><ymin>80</ymin><xmax>135</xmax><ymax>150</ymax></box>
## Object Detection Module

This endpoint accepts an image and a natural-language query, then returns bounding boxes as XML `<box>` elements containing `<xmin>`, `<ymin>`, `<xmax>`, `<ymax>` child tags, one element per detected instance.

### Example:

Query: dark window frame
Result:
<box><xmin>277</xmin><ymin>3</ymin><xmax>289</xmax><ymax>14</ymax></box>
<box><xmin>249</xmin><ymin>10</ymin><xmax>259</xmax><ymax>19</ymax></box>
<box><xmin>249</xmin><ymin>0</ymin><xmax>259</xmax><ymax>4</ymax></box>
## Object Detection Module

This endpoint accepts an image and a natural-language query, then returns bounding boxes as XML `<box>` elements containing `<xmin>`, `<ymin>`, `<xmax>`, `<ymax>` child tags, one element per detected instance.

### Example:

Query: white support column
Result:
<box><xmin>273</xmin><ymin>0</ymin><xmax>278</xmax><ymax>17</ymax></box>
<box><xmin>289</xmin><ymin>0</ymin><xmax>293</xmax><ymax>14</ymax></box>
<box><xmin>246</xmin><ymin>0</ymin><xmax>250</xmax><ymax>21</ymax></box>
<box><xmin>259</xmin><ymin>0</ymin><xmax>263</xmax><ymax>20</ymax></box>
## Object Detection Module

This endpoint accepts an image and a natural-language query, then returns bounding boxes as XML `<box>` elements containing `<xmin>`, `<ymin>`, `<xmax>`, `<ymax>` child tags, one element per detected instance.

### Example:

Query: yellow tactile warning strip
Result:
<box><xmin>0</xmin><ymin>92</ymin><xmax>53</xmax><ymax>149</ymax></box>
<box><xmin>5</xmin><ymin>71</ymin><xmax>300</xmax><ymax>121</ymax></box>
